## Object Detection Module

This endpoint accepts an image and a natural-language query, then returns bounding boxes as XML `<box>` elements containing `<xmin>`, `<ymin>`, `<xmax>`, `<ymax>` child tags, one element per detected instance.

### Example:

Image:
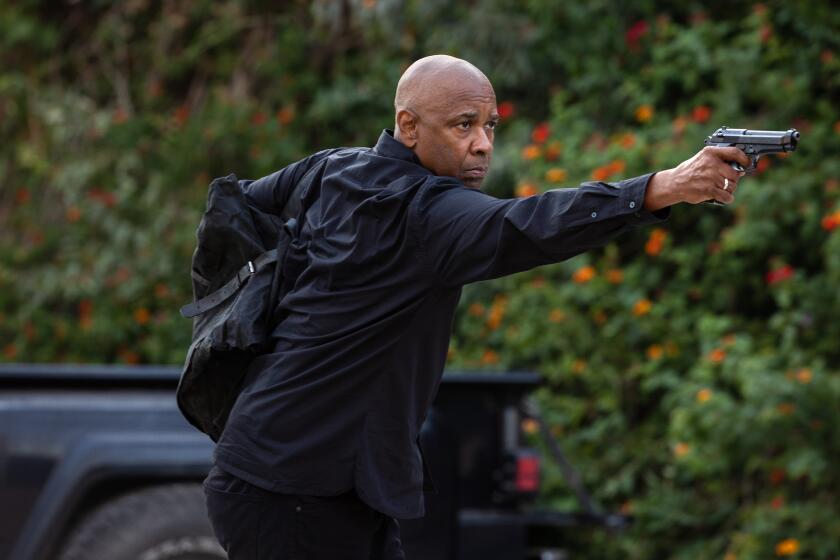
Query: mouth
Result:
<box><xmin>463</xmin><ymin>167</ymin><xmax>487</xmax><ymax>179</ymax></box>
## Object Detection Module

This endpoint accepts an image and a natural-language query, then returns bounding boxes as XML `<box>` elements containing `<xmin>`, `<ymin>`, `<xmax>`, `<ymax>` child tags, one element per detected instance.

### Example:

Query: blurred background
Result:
<box><xmin>2</xmin><ymin>0</ymin><xmax>839</xmax><ymax>558</ymax></box>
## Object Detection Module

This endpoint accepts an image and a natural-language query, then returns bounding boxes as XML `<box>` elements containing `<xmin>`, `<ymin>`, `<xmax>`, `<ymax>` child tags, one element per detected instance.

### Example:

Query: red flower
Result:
<box><xmin>625</xmin><ymin>20</ymin><xmax>648</xmax><ymax>49</ymax></box>
<box><xmin>251</xmin><ymin>111</ymin><xmax>268</xmax><ymax>126</ymax></box>
<box><xmin>531</xmin><ymin>122</ymin><xmax>550</xmax><ymax>144</ymax></box>
<box><xmin>821</xmin><ymin>210</ymin><xmax>840</xmax><ymax>231</ymax></box>
<box><xmin>173</xmin><ymin>105</ymin><xmax>189</xmax><ymax>127</ymax></box>
<box><xmin>766</xmin><ymin>265</ymin><xmax>794</xmax><ymax>285</ymax></box>
<box><xmin>497</xmin><ymin>101</ymin><xmax>515</xmax><ymax>119</ymax></box>
<box><xmin>691</xmin><ymin>105</ymin><xmax>711</xmax><ymax>124</ymax></box>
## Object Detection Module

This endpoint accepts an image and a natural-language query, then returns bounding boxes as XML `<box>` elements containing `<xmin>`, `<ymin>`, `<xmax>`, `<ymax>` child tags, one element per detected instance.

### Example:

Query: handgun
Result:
<box><xmin>702</xmin><ymin>126</ymin><xmax>800</xmax><ymax>205</ymax></box>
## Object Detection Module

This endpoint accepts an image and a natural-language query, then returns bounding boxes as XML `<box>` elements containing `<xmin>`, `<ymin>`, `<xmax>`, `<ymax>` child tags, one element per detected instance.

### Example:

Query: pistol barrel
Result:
<box><xmin>705</xmin><ymin>126</ymin><xmax>800</xmax><ymax>151</ymax></box>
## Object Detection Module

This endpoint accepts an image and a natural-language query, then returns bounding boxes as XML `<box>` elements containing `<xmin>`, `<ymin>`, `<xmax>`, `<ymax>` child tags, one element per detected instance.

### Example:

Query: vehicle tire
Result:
<box><xmin>57</xmin><ymin>483</ymin><xmax>226</xmax><ymax>560</ymax></box>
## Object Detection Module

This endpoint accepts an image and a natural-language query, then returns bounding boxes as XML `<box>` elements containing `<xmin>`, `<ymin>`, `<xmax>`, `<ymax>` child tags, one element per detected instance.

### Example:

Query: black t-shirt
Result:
<box><xmin>213</xmin><ymin>129</ymin><xmax>667</xmax><ymax>519</ymax></box>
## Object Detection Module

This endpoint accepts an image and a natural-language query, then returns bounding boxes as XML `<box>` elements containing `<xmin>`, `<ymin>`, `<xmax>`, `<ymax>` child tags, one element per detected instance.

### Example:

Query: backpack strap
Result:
<box><xmin>181</xmin><ymin>157</ymin><xmax>327</xmax><ymax>319</ymax></box>
<box><xmin>179</xmin><ymin>248</ymin><xmax>280</xmax><ymax>318</ymax></box>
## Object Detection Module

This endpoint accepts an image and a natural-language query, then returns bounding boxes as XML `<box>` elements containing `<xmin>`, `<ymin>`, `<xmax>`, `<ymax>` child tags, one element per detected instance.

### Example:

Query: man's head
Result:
<box><xmin>393</xmin><ymin>55</ymin><xmax>497</xmax><ymax>189</ymax></box>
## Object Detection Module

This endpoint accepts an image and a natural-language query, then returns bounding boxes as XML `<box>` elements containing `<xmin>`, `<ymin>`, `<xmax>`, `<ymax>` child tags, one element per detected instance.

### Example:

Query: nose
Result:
<box><xmin>471</xmin><ymin>127</ymin><xmax>493</xmax><ymax>156</ymax></box>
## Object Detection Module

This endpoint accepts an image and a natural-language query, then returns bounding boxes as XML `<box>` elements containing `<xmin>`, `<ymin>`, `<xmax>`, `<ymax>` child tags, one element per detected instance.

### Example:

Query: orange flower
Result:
<box><xmin>673</xmin><ymin>442</ymin><xmax>690</xmax><ymax>457</ymax></box>
<box><xmin>593</xmin><ymin>310</ymin><xmax>607</xmax><ymax>325</ymax></box>
<box><xmin>571</xmin><ymin>359</ymin><xmax>587</xmax><ymax>375</ymax></box>
<box><xmin>619</xmin><ymin>132</ymin><xmax>636</xmax><ymax>149</ymax></box>
<box><xmin>775</xmin><ymin>538</ymin><xmax>799</xmax><ymax>556</ymax></box>
<box><xmin>480</xmin><ymin>349</ymin><xmax>500</xmax><ymax>365</ymax></box>
<box><xmin>468</xmin><ymin>303</ymin><xmax>485</xmax><ymax>317</ymax></box>
<box><xmin>672</xmin><ymin>116</ymin><xmax>688</xmax><ymax>136</ymax></box>
<box><xmin>573</xmin><ymin>265</ymin><xmax>596</xmax><ymax>283</ymax></box>
<box><xmin>521</xmin><ymin>418</ymin><xmax>539</xmax><ymax>434</ymax></box>
<box><xmin>633</xmin><ymin>298</ymin><xmax>652</xmax><ymax>316</ymax></box>
<box><xmin>544</xmin><ymin>141</ymin><xmax>562</xmax><ymax>161</ymax></box>
<box><xmin>708</xmin><ymin>348</ymin><xmax>726</xmax><ymax>363</ymax></box>
<box><xmin>486</xmin><ymin>296</ymin><xmax>507</xmax><ymax>331</ymax></box>
<box><xmin>118</xmin><ymin>348</ymin><xmax>141</xmax><ymax>365</ymax></box>
<box><xmin>277</xmin><ymin>106</ymin><xmax>295</xmax><ymax>125</ymax></box>
<box><xmin>795</xmin><ymin>368</ymin><xmax>812</xmax><ymax>384</ymax></box>
<box><xmin>696</xmin><ymin>388</ymin><xmax>712</xmax><ymax>403</ymax></box>
<box><xmin>771</xmin><ymin>495</ymin><xmax>785</xmax><ymax>509</ymax></box>
<box><xmin>821</xmin><ymin>210</ymin><xmax>840</xmax><ymax>231</ymax></box>
<box><xmin>78</xmin><ymin>299</ymin><xmax>93</xmax><ymax>330</ymax></box>
<box><xmin>834</xmin><ymin>120</ymin><xmax>840</xmax><ymax>135</ymax></box>
<box><xmin>646</xmin><ymin>344</ymin><xmax>663</xmax><ymax>360</ymax></box>
<box><xmin>777</xmin><ymin>402</ymin><xmax>795</xmax><ymax>416</ymax></box>
<box><xmin>607</xmin><ymin>159</ymin><xmax>626</xmax><ymax>174</ymax></box>
<box><xmin>134</xmin><ymin>308</ymin><xmax>151</xmax><ymax>326</ymax></box>
<box><xmin>545</xmin><ymin>167</ymin><xmax>568</xmax><ymax>183</ymax></box>
<box><xmin>645</xmin><ymin>228</ymin><xmax>668</xmax><ymax>256</ymax></box>
<box><xmin>606</xmin><ymin>269</ymin><xmax>624</xmax><ymax>284</ymax></box>
<box><xmin>548</xmin><ymin>309</ymin><xmax>565</xmax><ymax>323</ymax></box>
<box><xmin>516</xmin><ymin>182</ymin><xmax>538</xmax><ymax>197</ymax></box>
<box><xmin>822</xmin><ymin>50</ymin><xmax>835</xmax><ymax>64</ymax></box>
<box><xmin>591</xmin><ymin>166</ymin><xmax>612</xmax><ymax>181</ymax></box>
<box><xmin>154</xmin><ymin>283</ymin><xmax>170</xmax><ymax>299</ymax></box>
<box><xmin>691</xmin><ymin>105</ymin><xmax>712</xmax><ymax>124</ymax></box>
<box><xmin>521</xmin><ymin>144</ymin><xmax>542</xmax><ymax>160</ymax></box>
<box><xmin>635</xmin><ymin>104</ymin><xmax>654</xmax><ymax>123</ymax></box>
<box><xmin>446</xmin><ymin>347</ymin><xmax>455</xmax><ymax>361</ymax></box>
<box><xmin>66</xmin><ymin>206</ymin><xmax>82</xmax><ymax>223</ymax></box>
<box><xmin>724</xmin><ymin>552</ymin><xmax>737</xmax><ymax>560</ymax></box>
<box><xmin>769</xmin><ymin>468</ymin><xmax>786</xmax><ymax>485</ymax></box>
<box><xmin>3</xmin><ymin>344</ymin><xmax>17</xmax><ymax>360</ymax></box>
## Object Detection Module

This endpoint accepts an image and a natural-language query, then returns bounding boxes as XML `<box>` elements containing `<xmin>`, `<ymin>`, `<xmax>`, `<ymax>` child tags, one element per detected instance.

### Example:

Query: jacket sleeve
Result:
<box><xmin>413</xmin><ymin>173</ymin><xmax>670</xmax><ymax>287</ymax></box>
<box><xmin>238</xmin><ymin>148</ymin><xmax>342</xmax><ymax>215</ymax></box>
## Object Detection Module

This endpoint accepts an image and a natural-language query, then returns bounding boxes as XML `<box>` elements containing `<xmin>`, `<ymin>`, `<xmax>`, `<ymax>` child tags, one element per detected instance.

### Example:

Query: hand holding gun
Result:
<box><xmin>643</xmin><ymin>126</ymin><xmax>801</xmax><ymax>210</ymax></box>
<box><xmin>701</xmin><ymin>126</ymin><xmax>800</xmax><ymax>205</ymax></box>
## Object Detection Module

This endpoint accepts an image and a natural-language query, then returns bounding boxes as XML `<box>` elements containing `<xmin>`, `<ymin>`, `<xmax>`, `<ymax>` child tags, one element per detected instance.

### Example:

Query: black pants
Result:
<box><xmin>203</xmin><ymin>465</ymin><xmax>406</xmax><ymax>560</ymax></box>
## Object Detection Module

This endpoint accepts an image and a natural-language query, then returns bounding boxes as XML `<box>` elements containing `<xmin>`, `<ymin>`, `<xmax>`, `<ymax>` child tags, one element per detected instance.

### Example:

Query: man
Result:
<box><xmin>203</xmin><ymin>55</ymin><xmax>748</xmax><ymax>559</ymax></box>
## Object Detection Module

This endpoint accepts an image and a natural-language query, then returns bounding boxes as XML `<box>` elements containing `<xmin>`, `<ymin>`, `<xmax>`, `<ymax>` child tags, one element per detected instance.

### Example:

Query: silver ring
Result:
<box><xmin>723</xmin><ymin>178</ymin><xmax>729</xmax><ymax>191</ymax></box>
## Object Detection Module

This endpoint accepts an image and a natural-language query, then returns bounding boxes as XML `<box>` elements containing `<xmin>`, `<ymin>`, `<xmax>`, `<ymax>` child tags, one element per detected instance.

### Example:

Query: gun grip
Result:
<box><xmin>703</xmin><ymin>199</ymin><xmax>726</xmax><ymax>207</ymax></box>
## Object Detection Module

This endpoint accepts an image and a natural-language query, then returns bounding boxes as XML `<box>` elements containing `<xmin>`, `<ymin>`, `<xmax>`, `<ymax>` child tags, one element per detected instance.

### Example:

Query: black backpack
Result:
<box><xmin>177</xmin><ymin>166</ymin><xmax>320</xmax><ymax>442</ymax></box>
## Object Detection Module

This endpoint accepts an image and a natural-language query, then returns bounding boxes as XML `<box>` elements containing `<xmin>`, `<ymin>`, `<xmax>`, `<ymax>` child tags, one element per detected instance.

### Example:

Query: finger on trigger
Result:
<box><xmin>720</xmin><ymin>146</ymin><xmax>750</xmax><ymax>168</ymax></box>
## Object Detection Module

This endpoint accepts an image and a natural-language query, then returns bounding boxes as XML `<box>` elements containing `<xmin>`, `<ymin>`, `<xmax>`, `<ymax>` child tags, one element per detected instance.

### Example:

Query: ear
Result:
<box><xmin>395</xmin><ymin>109</ymin><xmax>419</xmax><ymax>148</ymax></box>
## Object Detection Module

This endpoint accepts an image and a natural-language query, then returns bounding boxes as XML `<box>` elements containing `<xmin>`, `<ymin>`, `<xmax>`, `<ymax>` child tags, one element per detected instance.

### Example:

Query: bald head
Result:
<box><xmin>392</xmin><ymin>55</ymin><xmax>498</xmax><ymax>188</ymax></box>
<box><xmin>394</xmin><ymin>55</ymin><xmax>494</xmax><ymax>126</ymax></box>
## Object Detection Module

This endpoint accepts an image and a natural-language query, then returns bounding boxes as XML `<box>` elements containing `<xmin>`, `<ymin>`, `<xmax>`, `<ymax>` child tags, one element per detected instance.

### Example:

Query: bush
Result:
<box><xmin>2</xmin><ymin>1</ymin><xmax>838</xmax><ymax>557</ymax></box>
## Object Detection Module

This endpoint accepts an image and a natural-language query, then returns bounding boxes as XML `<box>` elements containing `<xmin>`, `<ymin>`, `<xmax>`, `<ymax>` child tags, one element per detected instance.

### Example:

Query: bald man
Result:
<box><xmin>203</xmin><ymin>55</ymin><xmax>749</xmax><ymax>559</ymax></box>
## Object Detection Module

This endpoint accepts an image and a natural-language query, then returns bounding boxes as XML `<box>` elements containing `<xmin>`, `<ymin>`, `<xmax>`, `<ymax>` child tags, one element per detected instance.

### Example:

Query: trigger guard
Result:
<box><xmin>729</xmin><ymin>161</ymin><xmax>745</xmax><ymax>173</ymax></box>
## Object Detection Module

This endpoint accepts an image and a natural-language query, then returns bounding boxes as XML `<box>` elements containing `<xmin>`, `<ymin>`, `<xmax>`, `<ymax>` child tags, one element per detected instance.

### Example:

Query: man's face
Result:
<box><xmin>410</xmin><ymin>87</ymin><xmax>498</xmax><ymax>189</ymax></box>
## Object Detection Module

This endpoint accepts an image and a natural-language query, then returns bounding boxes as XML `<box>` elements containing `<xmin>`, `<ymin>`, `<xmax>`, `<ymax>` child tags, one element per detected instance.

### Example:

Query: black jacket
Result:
<box><xmin>213</xmin><ymin>129</ymin><xmax>668</xmax><ymax>519</ymax></box>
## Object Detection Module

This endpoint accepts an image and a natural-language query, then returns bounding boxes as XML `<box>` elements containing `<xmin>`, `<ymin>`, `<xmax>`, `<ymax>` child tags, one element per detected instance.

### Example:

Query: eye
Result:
<box><xmin>486</xmin><ymin>121</ymin><xmax>498</xmax><ymax>130</ymax></box>
<box><xmin>458</xmin><ymin>121</ymin><xmax>471</xmax><ymax>130</ymax></box>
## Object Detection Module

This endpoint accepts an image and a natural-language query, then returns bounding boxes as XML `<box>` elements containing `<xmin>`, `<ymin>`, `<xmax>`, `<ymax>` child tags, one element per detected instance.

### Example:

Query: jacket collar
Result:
<box><xmin>373</xmin><ymin>129</ymin><xmax>425</xmax><ymax>168</ymax></box>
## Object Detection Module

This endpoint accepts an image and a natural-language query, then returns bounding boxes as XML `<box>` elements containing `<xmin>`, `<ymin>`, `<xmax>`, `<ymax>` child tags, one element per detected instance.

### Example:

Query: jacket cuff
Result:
<box><xmin>612</xmin><ymin>172</ymin><xmax>671</xmax><ymax>225</ymax></box>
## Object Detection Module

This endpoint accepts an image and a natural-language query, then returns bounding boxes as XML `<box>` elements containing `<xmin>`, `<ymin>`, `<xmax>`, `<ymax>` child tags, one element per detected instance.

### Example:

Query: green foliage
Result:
<box><xmin>2</xmin><ymin>1</ymin><xmax>839</xmax><ymax>557</ymax></box>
